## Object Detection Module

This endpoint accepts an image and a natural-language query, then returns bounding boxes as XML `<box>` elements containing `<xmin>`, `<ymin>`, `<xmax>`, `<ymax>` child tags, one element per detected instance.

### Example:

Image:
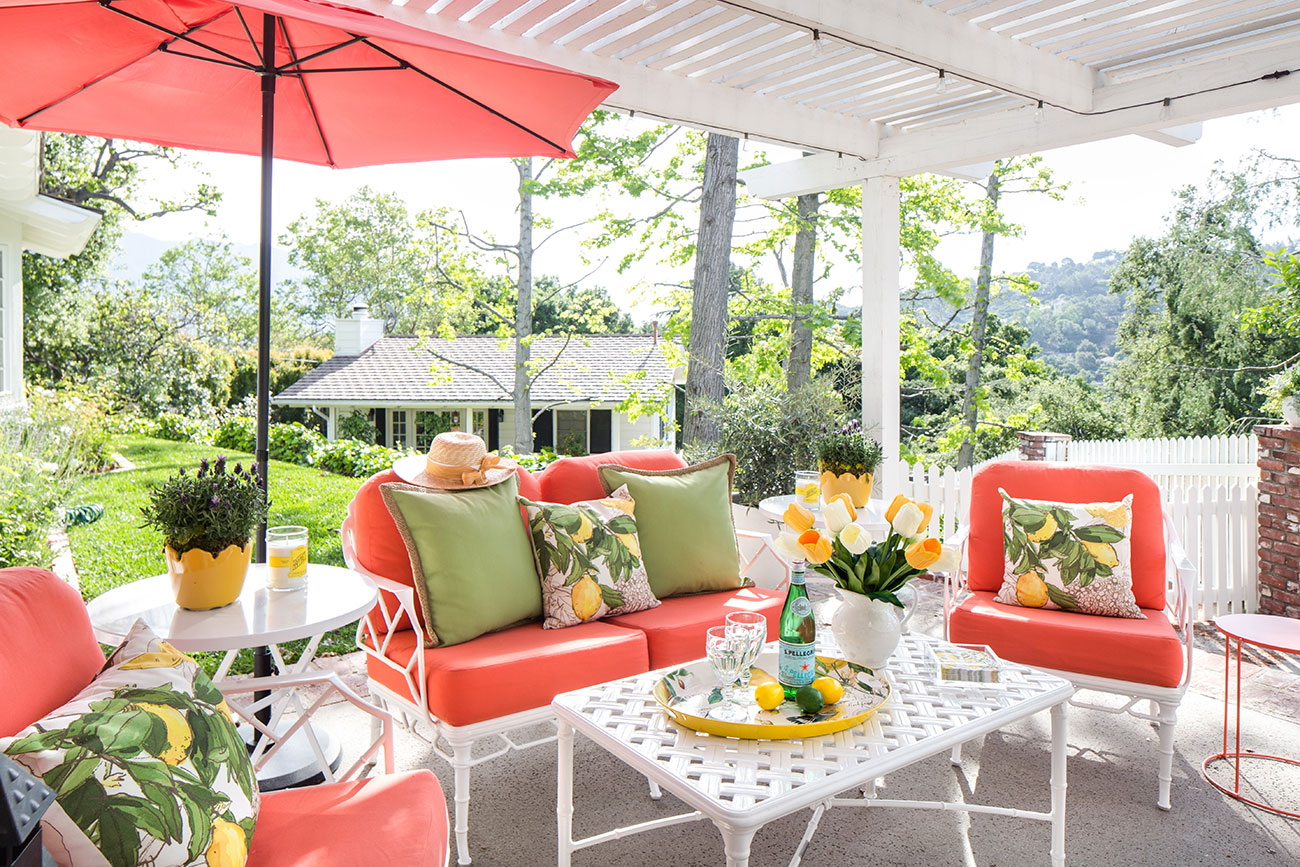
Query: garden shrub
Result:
<box><xmin>315</xmin><ymin>439</ymin><xmax>407</xmax><ymax>478</ymax></box>
<box><xmin>338</xmin><ymin>411</ymin><xmax>378</xmax><ymax>445</ymax></box>
<box><xmin>151</xmin><ymin>413</ymin><xmax>209</xmax><ymax>443</ymax></box>
<box><xmin>213</xmin><ymin>416</ymin><xmax>257</xmax><ymax>453</ymax></box>
<box><xmin>268</xmin><ymin>422</ymin><xmax>323</xmax><ymax>465</ymax></box>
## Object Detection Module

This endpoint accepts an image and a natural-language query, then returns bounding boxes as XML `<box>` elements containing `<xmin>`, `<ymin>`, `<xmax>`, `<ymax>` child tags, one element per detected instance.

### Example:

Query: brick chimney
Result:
<box><xmin>1017</xmin><ymin>431</ymin><xmax>1072</xmax><ymax>462</ymax></box>
<box><xmin>1256</xmin><ymin>424</ymin><xmax>1300</xmax><ymax>618</ymax></box>
<box><xmin>334</xmin><ymin>303</ymin><xmax>384</xmax><ymax>356</ymax></box>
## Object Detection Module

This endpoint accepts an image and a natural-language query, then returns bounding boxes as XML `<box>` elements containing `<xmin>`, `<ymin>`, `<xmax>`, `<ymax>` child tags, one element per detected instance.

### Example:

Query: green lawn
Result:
<box><xmin>68</xmin><ymin>435</ymin><xmax>366</xmax><ymax>673</ymax></box>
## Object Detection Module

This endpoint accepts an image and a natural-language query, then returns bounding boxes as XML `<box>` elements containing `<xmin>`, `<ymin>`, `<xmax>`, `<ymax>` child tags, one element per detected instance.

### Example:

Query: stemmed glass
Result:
<box><xmin>725</xmin><ymin>612</ymin><xmax>768</xmax><ymax>690</ymax></box>
<box><xmin>704</xmin><ymin>625</ymin><xmax>749</xmax><ymax>722</ymax></box>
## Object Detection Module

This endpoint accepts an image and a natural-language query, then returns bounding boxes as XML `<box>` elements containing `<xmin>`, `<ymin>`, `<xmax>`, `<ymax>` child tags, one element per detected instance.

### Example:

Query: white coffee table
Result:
<box><xmin>553</xmin><ymin>634</ymin><xmax>1072</xmax><ymax>867</ymax></box>
<box><xmin>87</xmin><ymin>563</ymin><xmax>377</xmax><ymax>788</ymax></box>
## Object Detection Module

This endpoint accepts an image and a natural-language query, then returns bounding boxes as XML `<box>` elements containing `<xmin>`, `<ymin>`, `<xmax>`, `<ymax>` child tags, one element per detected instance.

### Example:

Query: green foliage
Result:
<box><xmin>148</xmin><ymin>413</ymin><xmax>211</xmax><ymax>443</ymax></box>
<box><xmin>816</xmin><ymin>419</ymin><xmax>883</xmax><ymax>476</ymax></box>
<box><xmin>558</xmin><ymin>431</ymin><xmax>588</xmax><ymax>457</ymax></box>
<box><xmin>314</xmin><ymin>439</ymin><xmax>411</xmax><ymax>478</ymax></box>
<box><xmin>503</xmin><ymin>446</ymin><xmax>561</xmax><ymax>472</ymax></box>
<box><xmin>338</xmin><ymin>411</ymin><xmax>377</xmax><ymax>444</ymax></box>
<box><xmin>688</xmin><ymin>378</ymin><xmax>846</xmax><ymax>507</ymax></box>
<box><xmin>140</xmin><ymin>456</ymin><xmax>267</xmax><ymax>556</ymax></box>
<box><xmin>268</xmin><ymin>423</ymin><xmax>324</xmax><ymax>465</ymax></box>
<box><xmin>212</xmin><ymin>416</ymin><xmax>256</xmax><ymax>453</ymax></box>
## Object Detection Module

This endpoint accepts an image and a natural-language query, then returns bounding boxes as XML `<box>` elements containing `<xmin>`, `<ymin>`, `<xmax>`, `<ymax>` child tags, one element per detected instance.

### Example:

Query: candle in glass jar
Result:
<box><xmin>266</xmin><ymin>526</ymin><xmax>308</xmax><ymax>590</ymax></box>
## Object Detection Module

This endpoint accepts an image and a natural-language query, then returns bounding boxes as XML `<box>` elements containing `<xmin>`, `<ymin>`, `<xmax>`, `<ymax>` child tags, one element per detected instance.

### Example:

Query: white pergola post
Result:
<box><xmin>861</xmin><ymin>176</ymin><xmax>902</xmax><ymax>494</ymax></box>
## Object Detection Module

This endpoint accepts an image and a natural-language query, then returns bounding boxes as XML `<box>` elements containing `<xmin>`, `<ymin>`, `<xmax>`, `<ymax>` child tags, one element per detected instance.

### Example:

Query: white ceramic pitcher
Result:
<box><xmin>829</xmin><ymin>586</ymin><xmax>916</xmax><ymax>670</ymax></box>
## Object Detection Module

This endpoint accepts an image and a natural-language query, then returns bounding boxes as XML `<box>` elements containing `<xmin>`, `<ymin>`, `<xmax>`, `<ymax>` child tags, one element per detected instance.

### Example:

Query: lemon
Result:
<box><xmin>754</xmin><ymin>682</ymin><xmax>784</xmax><ymax>711</ymax></box>
<box><xmin>120</xmin><ymin>641</ymin><xmax>190</xmax><ymax>670</ymax></box>
<box><xmin>1086</xmin><ymin>504</ymin><xmax>1129</xmax><ymax>528</ymax></box>
<box><xmin>615</xmin><ymin>533</ymin><xmax>640</xmax><ymax>558</ymax></box>
<box><xmin>1015</xmin><ymin>571</ymin><xmax>1049</xmax><ymax>608</ymax></box>
<box><xmin>1081</xmin><ymin>540</ymin><xmax>1119</xmax><ymax>567</ymax></box>
<box><xmin>570</xmin><ymin>575</ymin><xmax>602</xmax><ymax>621</ymax></box>
<box><xmin>599</xmin><ymin>498</ymin><xmax>635</xmax><ymax>514</ymax></box>
<box><xmin>206</xmin><ymin>818</ymin><xmax>248</xmax><ymax>867</ymax></box>
<box><xmin>1026</xmin><ymin>513</ymin><xmax>1057</xmax><ymax>543</ymax></box>
<box><xmin>811</xmin><ymin>676</ymin><xmax>844</xmax><ymax>705</ymax></box>
<box><xmin>794</xmin><ymin>685</ymin><xmax>824</xmax><ymax>714</ymax></box>
<box><xmin>797</xmin><ymin>482</ymin><xmax>820</xmax><ymax>504</ymax></box>
<box><xmin>572</xmin><ymin>513</ymin><xmax>594</xmax><ymax>544</ymax></box>
<box><xmin>133</xmin><ymin>703</ymin><xmax>193</xmax><ymax>765</ymax></box>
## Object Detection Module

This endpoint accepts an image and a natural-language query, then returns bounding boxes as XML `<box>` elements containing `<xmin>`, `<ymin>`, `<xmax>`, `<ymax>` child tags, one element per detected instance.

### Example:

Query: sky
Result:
<box><xmin>123</xmin><ymin>102</ymin><xmax>1300</xmax><ymax>322</ymax></box>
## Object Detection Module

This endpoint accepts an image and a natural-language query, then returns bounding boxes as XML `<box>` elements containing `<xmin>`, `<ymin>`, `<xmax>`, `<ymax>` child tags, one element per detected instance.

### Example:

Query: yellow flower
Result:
<box><xmin>827</xmin><ymin>493</ymin><xmax>856</xmax><ymax>521</ymax></box>
<box><xmin>1027</xmin><ymin>513</ymin><xmax>1058</xmax><ymax>543</ymax></box>
<box><xmin>823</xmin><ymin>497</ymin><xmax>855</xmax><ymax>535</ymax></box>
<box><xmin>797</xmin><ymin>529</ymin><xmax>834</xmax><ymax>565</ymax></box>
<box><xmin>839</xmin><ymin>523</ymin><xmax>871</xmax><ymax>556</ymax></box>
<box><xmin>885</xmin><ymin>495</ymin><xmax>934</xmax><ymax>535</ymax></box>
<box><xmin>905</xmin><ymin>537</ymin><xmax>942</xmax><ymax>570</ymax></box>
<box><xmin>783</xmin><ymin>502</ymin><xmax>816</xmax><ymax>534</ymax></box>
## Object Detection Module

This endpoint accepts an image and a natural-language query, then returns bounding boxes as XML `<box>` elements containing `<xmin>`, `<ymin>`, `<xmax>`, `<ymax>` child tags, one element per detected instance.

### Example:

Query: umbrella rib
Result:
<box><xmin>234</xmin><ymin>8</ymin><xmax>263</xmax><ymax>67</ymax></box>
<box><xmin>98</xmin><ymin>3</ymin><xmax>258</xmax><ymax>71</ymax></box>
<box><xmin>275</xmin><ymin>35</ymin><xmax>368</xmax><ymax>73</ymax></box>
<box><xmin>361</xmin><ymin>39</ymin><xmax>569</xmax><ymax>156</ymax></box>
<box><xmin>278</xmin><ymin>19</ymin><xmax>337</xmax><ymax>168</ymax></box>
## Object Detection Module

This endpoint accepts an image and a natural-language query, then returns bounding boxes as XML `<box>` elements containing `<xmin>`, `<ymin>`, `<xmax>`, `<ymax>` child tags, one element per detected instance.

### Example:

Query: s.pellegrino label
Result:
<box><xmin>778</xmin><ymin>560</ymin><xmax>816</xmax><ymax>698</ymax></box>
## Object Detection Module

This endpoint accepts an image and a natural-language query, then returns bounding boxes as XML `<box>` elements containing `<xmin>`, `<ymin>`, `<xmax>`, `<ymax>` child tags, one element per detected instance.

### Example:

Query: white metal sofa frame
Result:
<box><xmin>944</xmin><ymin>509</ymin><xmax>1197</xmax><ymax>811</ymax></box>
<box><xmin>343</xmin><ymin>514</ymin><xmax>789</xmax><ymax>866</ymax></box>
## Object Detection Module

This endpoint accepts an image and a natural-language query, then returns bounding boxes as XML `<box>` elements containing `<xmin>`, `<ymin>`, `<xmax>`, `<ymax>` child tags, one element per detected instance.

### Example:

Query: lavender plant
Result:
<box><xmin>141</xmin><ymin>456</ymin><xmax>267</xmax><ymax>556</ymax></box>
<box><xmin>816</xmin><ymin>419</ymin><xmax>883</xmax><ymax>477</ymax></box>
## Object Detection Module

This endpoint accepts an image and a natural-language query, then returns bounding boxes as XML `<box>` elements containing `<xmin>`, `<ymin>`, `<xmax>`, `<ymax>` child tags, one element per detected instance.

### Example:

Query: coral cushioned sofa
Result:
<box><xmin>0</xmin><ymin>566</ymin><xmax>449</xmax><ymax>867</ymax></box>
<box><xmin>344</xmin><ymin>450</ymin><xmax>785</xmax><ymax>865</ymax></box>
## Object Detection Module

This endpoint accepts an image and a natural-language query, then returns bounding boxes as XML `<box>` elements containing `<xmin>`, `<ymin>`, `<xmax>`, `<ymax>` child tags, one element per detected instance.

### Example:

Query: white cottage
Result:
<box><xmin>274</xmin><ymin>306</ymin><xmax>681</xmax><ymax>454</ymax></box>
<box><xmin>0</xmin><ymin>129</ymin><xmax>101</xmax><ymax>410</ymax></box>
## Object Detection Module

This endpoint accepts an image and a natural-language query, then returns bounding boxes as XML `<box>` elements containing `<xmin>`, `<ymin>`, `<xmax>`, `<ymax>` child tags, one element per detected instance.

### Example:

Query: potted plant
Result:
<box><xmin>1268</xmin><ymin>366</ymin><xmax>1300</xmax><ymax>427</ymax></box>
<box><xmin>816</xmin><ymin>420</ymin><xmax>883</xmax><ymax>508</ymax></box>
<box><xmin>778</xmin><ymin>495</ymin><xmax>958</xmax><ymax>667</ymax></box>
<box><xmin>141</xmin><ymin>456</ymin><xmax>267</xmax><ymax>610</ymax></box>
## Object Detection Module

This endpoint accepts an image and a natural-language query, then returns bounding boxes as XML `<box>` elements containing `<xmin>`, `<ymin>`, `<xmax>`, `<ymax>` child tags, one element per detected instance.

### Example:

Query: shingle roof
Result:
<box><xmin>274</xmin><ymin>335</ymin><xmax>677</xmax><ymax>406</ymax></box>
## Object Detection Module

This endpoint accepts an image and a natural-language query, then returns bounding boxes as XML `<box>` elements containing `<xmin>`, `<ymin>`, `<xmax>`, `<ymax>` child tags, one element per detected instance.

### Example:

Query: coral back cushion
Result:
<box><xmin>968</xmin><ymin>461</ymin><xmax>1168</xmax><ymax>611</ymax></box>
<box><xmin>349</xmin><ymin>467</ymin><xmax>541</xmax><ymax>634</ymax></box>
<box><xmin>538</xmin><ymin>450</ymin><xmax>686</xmax><ymax>504</ymax></box>
<box><xmin>0</xmin><ymin>568</ymin><xmax>106</xmax><ymax>736</ymax></box>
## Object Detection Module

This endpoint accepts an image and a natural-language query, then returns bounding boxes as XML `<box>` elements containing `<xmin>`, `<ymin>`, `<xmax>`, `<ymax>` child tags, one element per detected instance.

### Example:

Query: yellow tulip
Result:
<box><xmin>827</xmin><ymin>493</ymin><xmax>857</xmax><ymax>521</ymax></box>
<box><xmin>905</xmin><ymin>537</ymin><xmax>942</xmax><ymax>570</ymax></box>
<box><xmin>884</xmin><ymin>494</ymin><xmax>934</xmax><ymax>534</ymax></box>
<box><xmin>784</xmin><ymin>502</ymin><xmax>816</xmax><ymax>534</ymax></box>
<box><xmin>797</xmin><ymin>529</ymin><xmax>834</xmax><ymax>565</ymax></box>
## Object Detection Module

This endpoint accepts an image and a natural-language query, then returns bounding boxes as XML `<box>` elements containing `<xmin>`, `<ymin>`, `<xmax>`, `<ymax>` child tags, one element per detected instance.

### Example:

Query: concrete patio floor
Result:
<box><xmin>296</xmin><ymin>578</ymin><xmax>1300</xmax><ymax>866</ymax></box>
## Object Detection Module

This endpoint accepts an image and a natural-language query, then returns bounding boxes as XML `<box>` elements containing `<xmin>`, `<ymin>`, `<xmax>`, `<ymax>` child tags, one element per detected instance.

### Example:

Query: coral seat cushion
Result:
<box><xmin>538</xmin><ymin>450</ymin><xmax>686</xmax><ymax>504</ymax></box>
<box><xmin>367</xmin><ymin>621</ymin><xmax>648</xmax><ymax>726</ymax></box>
<box><xmin>605</xmin><ymin>588</ymin><xmax>785</xmax><ymax>670</ymax></box>
<box><xmin>250</xmin><ymin>771</ymin><xmax>446</xmax><ymax>867</ymax></box>
<box><xmin>949</xmin><ymin>591</ymin><xmax>1185</xmax><ymax>688</ymax></box>
<box><xmin>968</xmin><ymin>461</ymin><xmax>1167</xmax><ymax>610</ymax></box>
<box><xmin>351</xmin><ymin>467</ymin><xmax>541</xmax><ymax>634</ymax></box>
<box><xmin>0</xmin><ymin>568</ymin><xmax>106</xmax><ymax>736</ymax></box>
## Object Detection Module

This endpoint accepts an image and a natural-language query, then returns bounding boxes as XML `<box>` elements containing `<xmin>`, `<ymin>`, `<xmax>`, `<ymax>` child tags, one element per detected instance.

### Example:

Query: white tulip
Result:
<box><xmin>932</xmin><ymin>543</ymin><xmax>961</xmax><ymax>574</ymax></box>
<box><xmin>890</xmin><ymin>501</ymin><xmax>925</xmax><ymax>538</ymax></box>
<box><xmin>839</xmin><ymin>523</ymin><xmax>871</xmax><ymax>556</ymax></box>
<box><xmin>774</xmin><ymin>531</ymin><xmax>805</xmax><ymax>563</ymax></box>
<box><xmin>823</xmin><ymin>498</ymin><xmax>853</xmax><ymax>534</ymax></box>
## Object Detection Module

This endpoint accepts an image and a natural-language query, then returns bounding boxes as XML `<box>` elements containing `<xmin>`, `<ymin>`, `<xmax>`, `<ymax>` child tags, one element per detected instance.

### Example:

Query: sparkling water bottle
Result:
<box><xmin>778</xmin><ymin>560</ymin><xmax>816</xmax><ymax>699</ymax></box>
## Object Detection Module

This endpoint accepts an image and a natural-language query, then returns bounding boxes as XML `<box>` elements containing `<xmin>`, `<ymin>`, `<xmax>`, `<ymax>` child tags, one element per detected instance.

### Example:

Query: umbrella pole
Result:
<box><xmin>254</xmin><ymin>12</ymin><xmax>277</xmax><ymax>722</ymax></box>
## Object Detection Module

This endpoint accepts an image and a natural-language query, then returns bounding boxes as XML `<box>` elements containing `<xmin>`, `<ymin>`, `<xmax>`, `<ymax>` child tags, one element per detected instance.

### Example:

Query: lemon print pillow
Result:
<box><xmin>996</xmin><ymin>490</ymin><xmax>1144</xmax><ymax>619</ymax></box>
<box><xmin>1</xmin><ymin>619</ymin><xmax>258</xmax><ymax>867</ymax></box>
<box><xmin>523</xmin><ymin>485</ymin><xmax>661</xmax><ymax>629</ymax></box>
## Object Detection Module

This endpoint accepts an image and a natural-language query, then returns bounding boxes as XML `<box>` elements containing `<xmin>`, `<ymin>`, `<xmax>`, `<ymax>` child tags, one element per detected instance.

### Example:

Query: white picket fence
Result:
<box><xmin>888</xmin><ymin>433</ymin><xmax>1261</xmax><ymax>620</ymax></box>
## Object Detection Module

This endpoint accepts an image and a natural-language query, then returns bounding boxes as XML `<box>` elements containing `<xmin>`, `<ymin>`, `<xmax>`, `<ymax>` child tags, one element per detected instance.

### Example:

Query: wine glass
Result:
<box><xmin>725</xmin><ymin>612</ymin><xmax>768</xmax><ymax>689</ymax></box>
<box><xmin>704</xmin><ymin>625</ymin><xmax>748</xmax><ymax>722</ymax></box>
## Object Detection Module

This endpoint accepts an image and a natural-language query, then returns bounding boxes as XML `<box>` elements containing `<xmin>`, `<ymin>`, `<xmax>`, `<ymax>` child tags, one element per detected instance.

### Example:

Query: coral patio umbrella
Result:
<box><xmin>0</xmin><ymin>0</ymin><xmax>617</xmax><ymax>553</ymax></box>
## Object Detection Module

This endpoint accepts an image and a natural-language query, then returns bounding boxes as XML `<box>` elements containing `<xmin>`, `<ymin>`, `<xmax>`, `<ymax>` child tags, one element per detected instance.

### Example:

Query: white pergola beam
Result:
<box><xmin>1139</xmin><ymin>123</ymin><xmax>1204</xmax><ymax>148</ymax></box>
<box><xmin>739</xmin><ymin>0</ymin><xmax>1098</xmax><ymax>111</ymax></box>
<box><xmin>349</xmin><ymin>0</ymin><xmax>881</xmax><ymax>157</ymax></box>
<box><xmin>740</xmin><ymin>59</ymin><xmax>1300</xmax><ymax>197</ymax></box>
<box><xmin>861</xmin><ymin>176</ymin><xmax>901</xmax><ymax>492</ymax></box>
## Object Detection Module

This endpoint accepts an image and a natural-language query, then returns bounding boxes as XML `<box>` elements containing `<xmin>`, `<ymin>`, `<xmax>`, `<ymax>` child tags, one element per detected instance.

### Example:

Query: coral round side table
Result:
<box><xmin>1202</xmin><ymin>613</ymin><xmax>1300</xmax><ymax>817</ymax></box>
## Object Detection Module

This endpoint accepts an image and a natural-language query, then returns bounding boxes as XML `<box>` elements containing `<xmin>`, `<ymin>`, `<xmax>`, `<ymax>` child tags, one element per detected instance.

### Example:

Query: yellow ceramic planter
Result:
<box><xmin>819</xmin><ymin>469</ymin><xmax>873</xmax><ymax>508</ymax></box>
<box><xmin>165</xmin><ymin>542</ymin><xmax>252</xmax><ymax>610</ymax></box>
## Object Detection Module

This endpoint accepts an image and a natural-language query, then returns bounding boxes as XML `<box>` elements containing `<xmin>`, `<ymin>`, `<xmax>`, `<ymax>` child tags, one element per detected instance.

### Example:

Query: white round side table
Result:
<box><xmin>87</xmin><ymin>563</ymin><xmax>378</xmax><ymax>789</ymax></box>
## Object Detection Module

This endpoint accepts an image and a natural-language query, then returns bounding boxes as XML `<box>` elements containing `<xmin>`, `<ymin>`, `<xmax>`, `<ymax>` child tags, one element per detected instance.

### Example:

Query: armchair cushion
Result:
<box><xmin>366</xmin><ymin>620</ymin><xmax>648</xmax><ymax>726</ymax></box>
<box><xmin>949</xmin><ymin>591</ymin><xmax>1185</xmax><ymax>688</ymax></box>
<box><xmin>250</xmin><ymin>771</ymin><xmax>445</xmax><ymax>867</ymax></box>
<box><xmin>605</xmin><ymin>587</ymin><xmax>784</xmax><ymax>670</ymax></box>
<box><xmin>969</xmin><ymin>462</ymin><xmax>1168</xmax><ymax>611</ymax></box>
<box><xmin>537</xmin><ymin>449</ymin><xmax>686</xmax><ymax>504</ymax></box>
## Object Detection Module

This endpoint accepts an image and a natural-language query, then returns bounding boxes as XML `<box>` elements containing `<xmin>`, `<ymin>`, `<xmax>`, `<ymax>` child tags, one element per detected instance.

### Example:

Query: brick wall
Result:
<box><xmin>1256</xmin><ymin>424</ymin><xmax>1300</xmax><ymax>618</ymax></box>
<box><xmin>1017</xmin><ymin>431</ymin><xmax>1072</xmax><ymax>462</ymax></box>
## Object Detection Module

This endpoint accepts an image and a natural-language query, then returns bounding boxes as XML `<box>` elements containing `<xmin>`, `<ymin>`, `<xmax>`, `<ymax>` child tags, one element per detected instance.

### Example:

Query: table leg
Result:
<box><xmin>715</xmin><ymin>821</ymin><xmax>757</xmax><ymax>867</ymax></box>
<box><xmin>1050</xmin><ymin>701</ymin><xmax>1068</xmax><ymax>867</ymax></box>
<box><xmin>1234</xmin><ymin>636</ymin><xmax>1242</xmax><ymax>794</ymax></box>
<box><xmin>558</xmin><ymin>721</ymin><xmax>575</xmax><ymax>867</ymax></box>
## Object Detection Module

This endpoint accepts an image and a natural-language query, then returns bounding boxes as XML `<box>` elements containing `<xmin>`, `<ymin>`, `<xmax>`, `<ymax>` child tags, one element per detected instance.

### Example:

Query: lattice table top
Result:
<box><xmin>552</xmin><ymin>634</ymin><xmax>1073</xmax><ymax>823</ymax></box>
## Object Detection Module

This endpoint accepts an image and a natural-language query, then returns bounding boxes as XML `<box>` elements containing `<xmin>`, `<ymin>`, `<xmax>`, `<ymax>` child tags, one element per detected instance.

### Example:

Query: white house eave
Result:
<box><xmin>272</xmin><ymin>398</ymin><xmax>638</xmax><ymax>408</ymax></box>
<box><xmin>0</xmin><ymin>194</ymin><xmax>102</xmax><ymax>258</ymax></box>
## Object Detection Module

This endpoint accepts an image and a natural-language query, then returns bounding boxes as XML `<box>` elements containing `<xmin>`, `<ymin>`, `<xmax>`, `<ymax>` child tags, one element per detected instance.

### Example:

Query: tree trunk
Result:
<box><xmin>958</xmin><ymin>168</ymin><xmax>1001</xmax><ymax>469</ymax></box>
<box><xmin>513</xmin><ymin>157</ymin><xmax>535</xmax><ymax>453</ymax></box>
<box><xmin>786</xmin><ymin>192</ymin><xmax>820</xmax><ymax>390</ymax></box>
<box><xmin>683</xmin><ymin>133</ymin><xmax>738</xmax><ymax>448</ymax></box>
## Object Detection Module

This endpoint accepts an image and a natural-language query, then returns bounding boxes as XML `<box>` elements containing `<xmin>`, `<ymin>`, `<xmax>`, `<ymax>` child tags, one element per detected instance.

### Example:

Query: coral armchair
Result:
<box><xmin>945</xmin><ymin>461</ymin><xmax>1197</xmax><ymax>811</ymax></box>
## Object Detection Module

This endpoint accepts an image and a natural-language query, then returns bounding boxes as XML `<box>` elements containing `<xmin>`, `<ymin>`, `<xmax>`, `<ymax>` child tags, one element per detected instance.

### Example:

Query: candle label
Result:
<box><xmin>270</xmin><ymin>545</ymin><xmax>308</xmax><ymax>578</ymax></box>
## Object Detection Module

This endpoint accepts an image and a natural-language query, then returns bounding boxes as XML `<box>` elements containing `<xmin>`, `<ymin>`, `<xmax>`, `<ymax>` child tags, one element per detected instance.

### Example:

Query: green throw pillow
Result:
<box><xmin>381</xmin><ymin>476</ymin><xmax>542</xmax><ymax>647</ymax></box>
<box><xmin>597</xmin><ymin>455</ymin><xmax>742</xmax><ymax>598</ymax></box>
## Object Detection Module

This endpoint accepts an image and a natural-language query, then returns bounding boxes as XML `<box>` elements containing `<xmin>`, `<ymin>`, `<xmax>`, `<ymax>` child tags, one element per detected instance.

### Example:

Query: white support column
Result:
<box><xmin>326</xmin><ymin>406</ymin><xmax>337</xmax><ymax>441</ymax></box>
<box><xmin>861</xmin><ymin>176</ymin><xmax>902</xmax><ymax>493</ymax></box>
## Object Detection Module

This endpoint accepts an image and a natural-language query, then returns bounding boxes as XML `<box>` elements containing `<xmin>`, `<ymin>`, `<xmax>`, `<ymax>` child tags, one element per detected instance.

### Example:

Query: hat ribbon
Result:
<box><xmin>461</xmin><ymin>454</ymin><xmax>502</xmax><ymax>486</ymax></box>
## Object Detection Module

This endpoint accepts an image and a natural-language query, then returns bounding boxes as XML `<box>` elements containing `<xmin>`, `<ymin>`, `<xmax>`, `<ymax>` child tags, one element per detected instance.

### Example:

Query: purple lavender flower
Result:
<box><xmin>214</xmin><ymin>455</ymin><xmax>226</xmax><ymax>474</ymax></box>
<box><xmin>198</xmin><ymin>458</ymin><xmax>209</xmax><ymax>477</ymax></box>
<box><xmin>209</xmin><ymin>495</ymin><xmax>220</xmax><ymax>508</ymax></box>
<box><xmin>234</xmin><ymin>462</ymin><xmax>243</xmax><ymax>475</ymax></box>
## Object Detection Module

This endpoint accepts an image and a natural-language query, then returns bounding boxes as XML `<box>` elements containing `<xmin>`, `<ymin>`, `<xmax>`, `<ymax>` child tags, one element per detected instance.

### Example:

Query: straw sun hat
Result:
<box><xmin>392</xmin><ymin>431</ymin><xmax>516</xmax><ymax>490</ymax></box>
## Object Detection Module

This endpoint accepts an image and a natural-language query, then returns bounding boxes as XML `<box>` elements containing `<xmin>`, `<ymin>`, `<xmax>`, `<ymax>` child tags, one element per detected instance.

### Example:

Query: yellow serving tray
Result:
<box><xmin>652</xmin><ymin>649</ymin><xmax>890</xmax><ymax>740</ymax></box>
